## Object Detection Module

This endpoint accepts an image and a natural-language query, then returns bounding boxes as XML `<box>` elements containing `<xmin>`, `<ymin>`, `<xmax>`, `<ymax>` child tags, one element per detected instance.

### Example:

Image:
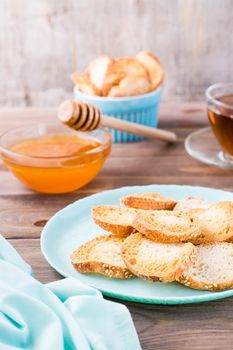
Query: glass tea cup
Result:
<box><xmin>206</xmin><ymin>83</ymin><xmax>233</xmax><ymax>164</ymax></box>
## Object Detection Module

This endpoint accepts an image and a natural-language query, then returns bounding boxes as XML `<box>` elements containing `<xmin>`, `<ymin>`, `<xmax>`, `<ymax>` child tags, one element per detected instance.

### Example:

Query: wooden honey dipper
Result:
<box><xmin>58</xmin><ymin>100</ymin><xmax>177</xmax><ymax>143</ymax></box>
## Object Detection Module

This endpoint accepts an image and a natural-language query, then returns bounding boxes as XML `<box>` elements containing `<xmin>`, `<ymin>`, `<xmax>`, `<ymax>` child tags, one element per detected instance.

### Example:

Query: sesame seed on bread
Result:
<box><xmin>133</xmin><ymin>210</ymin><xmax>202</xmax><ymax>243</ymax></box>
<box><xmin>71</xmin><ymin>234</ymin><xmax>134</xmax><ymax>279</ymax></box>
<box><xmin>187</xmin><ymin>201</ymin><xmax>233</xmax><ymax>243</ymax></box>
<box><xmin>178</xmin><ymin>242</ymin><xmax>233</xmax><ymax>291</ymax></box>
<box><xmin>121</xmin><ymin>232</ymin><xmax>197</xmax><ymax>282</ymax></box>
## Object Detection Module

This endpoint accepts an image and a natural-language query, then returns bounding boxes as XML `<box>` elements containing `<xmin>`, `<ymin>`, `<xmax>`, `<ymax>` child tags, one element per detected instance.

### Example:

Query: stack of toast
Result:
<box><xmin>71</xmin><ymin>51</ymin><xmax>164</xmax><ymax>97</ymax></box>
<box><xmin>71</xmin><ymin>193</ymin><xmax>233</xmax><ymax>291</ymax></box>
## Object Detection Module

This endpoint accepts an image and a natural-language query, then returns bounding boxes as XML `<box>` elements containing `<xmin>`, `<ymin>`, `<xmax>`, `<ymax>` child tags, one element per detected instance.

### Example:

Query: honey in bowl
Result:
<box><xmin>0</xmin><ymin>125</ymin><xmax>111</xmax><ymax>194</ymax></box>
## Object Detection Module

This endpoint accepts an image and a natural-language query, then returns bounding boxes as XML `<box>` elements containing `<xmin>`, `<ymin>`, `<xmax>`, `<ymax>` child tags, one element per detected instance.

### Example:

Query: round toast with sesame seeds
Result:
<box><xmin>121</xmin><ymin>232</ymin><xmax>197</xmax><ymax>282</ymax></box>
<box><xmin>71</xmin><ymin>235</ymin><xmax>134</xmax><ymax>279</ymax></box>
<box><xmin>186</xmin><ymin>201</ymin><xmax>233</xmax><ymax>244</ymax></box>
<box><xmin>178</xmin><ymin>243</ymin><xmax>233</xmax><ymax>291</ymax></box>
<box><xmin>92</xmin><ymin>205</ymin><xmax>145</xmax><ymax>236</ymax></box>
<box><xmin>133</xmin><ymin>210</ymin><xmax>203</xmax><ymax>243</ymax></box>
<box><xmin>121</xmin><ymin>193</ymin><xmax>177</xmax><ymax>210</ymax></box>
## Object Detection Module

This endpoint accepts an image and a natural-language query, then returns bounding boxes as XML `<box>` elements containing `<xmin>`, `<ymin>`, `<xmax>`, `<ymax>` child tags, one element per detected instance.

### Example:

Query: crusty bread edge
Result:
<box><xmin>121</xmin><ymin>195</ymin><xmax>177</xmax><ymax>210</ymax></box>
<box><xmin>132</xmin><ymin>214</ymin><xmax>203</xmax><ymax>244</ymax></box>
<box><xmin>71</xmin><ymin>234</ymin><xmax>134</xmax><ymax>279</ymax></box>
<box><xmin>178</xmin><ymin>242</ymin><xmax>233</xmax><ymax>291</ymax></box>
<box><xmin>71</xmin><ymin>260</ymin><xmax>134</xmax><ymax>279</ymax></box>
<box><xmin>93</xmin><ymin>217</ymin><xmax>134</xmax><ymax>236</ymax></box>
<box><xmin>121</xmin><ymin>234</ymin><xmax>198</xmax><ymax>282</ymax></box>
<box><xmin>178</xmin><ymin>273</ymin><xmax>233</xmax><ymax>291</ymax></box>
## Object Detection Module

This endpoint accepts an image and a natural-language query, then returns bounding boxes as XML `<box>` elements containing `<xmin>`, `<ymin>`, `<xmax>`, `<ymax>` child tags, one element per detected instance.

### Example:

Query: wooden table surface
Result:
<box><xmin>0</xmin><ymin>103</ymin><xmax>233</xmax><ymax>350</ymax></box>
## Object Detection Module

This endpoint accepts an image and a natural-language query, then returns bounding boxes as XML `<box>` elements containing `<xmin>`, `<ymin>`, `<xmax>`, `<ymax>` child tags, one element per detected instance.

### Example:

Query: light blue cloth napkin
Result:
<box><xmin>0</xmin><ymin>235</ymin><xmax>141</xmax><ymax>350</ymax></box>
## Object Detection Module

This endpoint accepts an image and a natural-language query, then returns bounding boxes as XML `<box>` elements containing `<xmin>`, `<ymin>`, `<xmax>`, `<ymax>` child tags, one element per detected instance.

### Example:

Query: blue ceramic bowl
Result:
<box><xmin>74</xmin><ymin>86</ymin><xmax>162</xmax><ymax>142</ymax></box>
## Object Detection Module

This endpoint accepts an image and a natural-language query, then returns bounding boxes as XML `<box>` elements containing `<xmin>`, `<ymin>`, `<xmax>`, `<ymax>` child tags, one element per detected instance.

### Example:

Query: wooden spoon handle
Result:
<box><xmin>58</xmin><ymin>100</ymin><xmax>177</xmax><ymax>143</ymax></box>
<box><xmin>102</xmin><ymin>115</ymin><xmax>177</xmax><ymax>143</ymax></box>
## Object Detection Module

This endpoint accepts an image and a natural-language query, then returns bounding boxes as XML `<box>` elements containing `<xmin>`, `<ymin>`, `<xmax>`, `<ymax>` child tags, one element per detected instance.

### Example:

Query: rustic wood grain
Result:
<box><xmin>1</xmin><ymin>103</ymin><xmax>233</xmax><ymax>350</ymax></box>
<box><xmin>1</xmin><ymin>1</ymin><xmax>233</xmax><ymax>106</ymax></box>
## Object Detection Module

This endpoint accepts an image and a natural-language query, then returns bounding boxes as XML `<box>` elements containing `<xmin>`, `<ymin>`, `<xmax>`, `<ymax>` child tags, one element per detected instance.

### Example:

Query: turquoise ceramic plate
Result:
<box><xmin>41</xmin><ymin>185</ymin><xmax>233</xmax><ymax>304</ymax></box>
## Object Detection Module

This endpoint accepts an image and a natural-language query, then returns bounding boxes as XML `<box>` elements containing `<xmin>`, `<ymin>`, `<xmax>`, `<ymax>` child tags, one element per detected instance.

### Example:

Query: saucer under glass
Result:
<box><xmin>185</xmin><ymin>127</ymin><xmax>233</xmax><ymax>169</ymax></box>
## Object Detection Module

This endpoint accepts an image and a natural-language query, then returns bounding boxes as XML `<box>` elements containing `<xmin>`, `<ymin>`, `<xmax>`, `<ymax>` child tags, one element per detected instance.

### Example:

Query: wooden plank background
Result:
<box><xmin>1</xmin><ymin>0</ymin><xmax>233</xmax><ymax>106</ymax></box>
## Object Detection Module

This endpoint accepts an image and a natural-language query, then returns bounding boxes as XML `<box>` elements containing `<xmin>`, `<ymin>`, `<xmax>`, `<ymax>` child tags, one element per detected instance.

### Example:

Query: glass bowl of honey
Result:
<box><xmin>0</xmin><ymin>124</ymin><xmax>112</xmax><ymax>194</ymax></box>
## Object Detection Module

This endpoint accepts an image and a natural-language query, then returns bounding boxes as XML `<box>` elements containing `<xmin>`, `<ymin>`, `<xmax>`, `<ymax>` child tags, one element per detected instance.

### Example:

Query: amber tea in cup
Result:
<box><xmin>206</xmin><ymin>83</ymin><xmax>233</xmax><ymax>163</ymax></box>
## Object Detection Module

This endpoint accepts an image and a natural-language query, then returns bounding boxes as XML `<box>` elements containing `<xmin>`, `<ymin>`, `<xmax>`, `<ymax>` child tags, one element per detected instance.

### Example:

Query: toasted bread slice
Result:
<box><xmin>121</xmin><ymin>232</ymin><xmax>197</xmax><ymax>282</ymax></box>
<box><xmin>102</xmin><ymin>71</ymin><xmax>126</xmax><ymax>97</ymax></box>
<box><xmin>108</xmin><ymin>75</ymin><xmax>152</xmax><ymax>97</ymax></box>
<box><xmin>133</xmin><ymin>210</ymin><xmax>202</xmax><ymax>243</ymax></box>
<box><xmin>71</xmin><ymin>73</ymin><xmax>100</xmax><ymax>96</ymax></box>
<box><xmin>187</xmin><ymin>201</ymin><xmax>233</xmax><ymax>243</ymax></box>
<box><xmin>136</xmin><ymin>51</ymin><xmax>164</xmax><ymax>90</ymax></box>
<box><xmin>107</xmin><ymin>57</ymin><xmax>149</xmax><ymax>78</ymax></box>
<box><xmin>71</xmin><ymin>234</ymin><xmax>134</xmax><ymax>279</ymax></box>
<box><xmin>87</xmin><ymin>55</ymin><xmax>113</xmax><ymax>92</ymax></box>
<box><xmin>121</xmin><ymin>193</ymin><xmax>177</xmax><ymax>210</ymax></box>
<box><xmin>179</xmin><ymin>243</ymin><xmax>233</xmax><ymax>291</ymax></box>
<box><xmin>174</xmin><ymin>197</ymin><xmax>211</xmax><ymax>211</ymax></box>
<box><xmin>92</xmin><ymin>205</ymin><xmax>143</xmax><ymax>236</ymax></box>
<box><xmin>102</xmin><ymin>57</ymin><xmax>149</xmax><ymax>96</ymax></box>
